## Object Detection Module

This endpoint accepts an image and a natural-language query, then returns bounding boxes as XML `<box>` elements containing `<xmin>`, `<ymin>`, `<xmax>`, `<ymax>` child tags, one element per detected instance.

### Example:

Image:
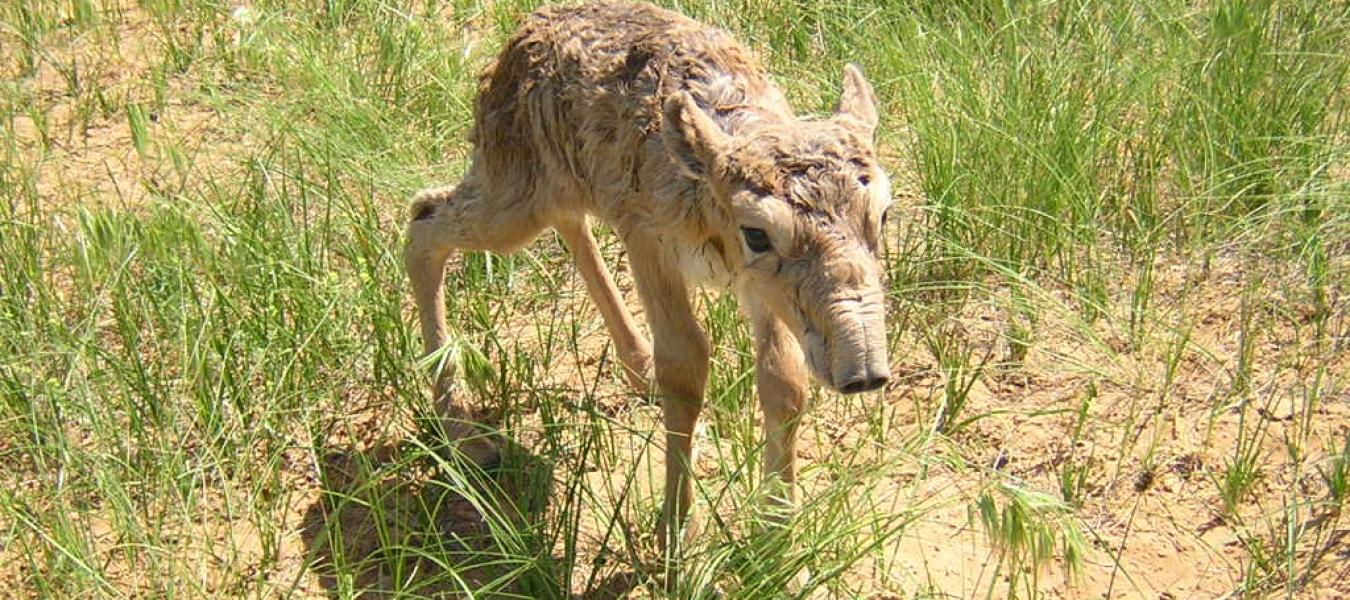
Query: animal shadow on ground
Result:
<box><xmin>300</xmin><ymin>422</ymin><xmax>644</xmax><ymax>599</ymax></box>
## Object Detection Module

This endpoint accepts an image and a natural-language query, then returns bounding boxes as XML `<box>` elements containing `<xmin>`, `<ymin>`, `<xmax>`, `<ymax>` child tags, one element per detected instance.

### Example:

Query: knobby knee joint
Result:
<box><xmin>653</xmin><ymin>331</ymin><xmax>710</xmax><ymax>402</ymax></box>
<box><xmin>409</xmin><ymin>186</ymin><xmax>455</xmax><ymax>221</ymax></box>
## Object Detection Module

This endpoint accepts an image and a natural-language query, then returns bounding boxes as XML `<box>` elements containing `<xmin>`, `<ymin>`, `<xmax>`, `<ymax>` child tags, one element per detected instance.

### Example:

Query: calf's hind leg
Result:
<box><xmin>404</xmin><ymin>173</ymin><xmax>547</xmax><ymax>455</ymax></box>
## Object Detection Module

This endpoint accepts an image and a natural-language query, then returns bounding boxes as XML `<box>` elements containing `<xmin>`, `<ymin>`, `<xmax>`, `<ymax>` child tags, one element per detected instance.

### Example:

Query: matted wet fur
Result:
<box><xmin>405</xmin><ymin>1</ymin><xmax>892</xmax><ymax>552</ymax></box>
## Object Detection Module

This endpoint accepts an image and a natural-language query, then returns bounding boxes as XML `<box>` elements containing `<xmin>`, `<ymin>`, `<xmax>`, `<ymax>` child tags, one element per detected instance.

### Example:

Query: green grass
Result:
<box><xmin>1</xmin><ymin>0</ymin><xmax>1346</xmax><ymax>598</ymax></box>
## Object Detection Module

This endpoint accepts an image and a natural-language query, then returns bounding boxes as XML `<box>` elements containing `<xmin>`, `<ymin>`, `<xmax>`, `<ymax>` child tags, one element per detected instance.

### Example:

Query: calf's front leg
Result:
<box><xmin>748</xmin><ymin>303</ymin><xmax>810</xmax><ymax>516</ymax></box>
<box><xmin>555</xmin><ymin>217</ymin><xmax>654</xmax><ymax>395</ymax></box>
<box><xmin>628</xmin><ymin>241</ymin><xmax>709</xmax><ymax>554</ymax></box>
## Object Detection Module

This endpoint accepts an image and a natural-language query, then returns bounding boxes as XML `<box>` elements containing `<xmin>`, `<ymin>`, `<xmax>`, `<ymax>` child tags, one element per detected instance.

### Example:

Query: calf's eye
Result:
<box><xmin>851</xmin><ymin>158</ymin><xmax>872</xmax><ymax>186</ymax></box>
<box><xmin>741</xmin><ymin>227</ymin><xmax>772</xmax><ymax>253</ymax></box>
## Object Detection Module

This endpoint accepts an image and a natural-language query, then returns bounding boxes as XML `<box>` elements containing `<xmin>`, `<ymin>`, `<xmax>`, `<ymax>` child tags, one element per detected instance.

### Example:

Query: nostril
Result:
<box><xmin>840</xmin><ymin>375</ymin><xmax>887</xmax><ymax>394</ymax></box>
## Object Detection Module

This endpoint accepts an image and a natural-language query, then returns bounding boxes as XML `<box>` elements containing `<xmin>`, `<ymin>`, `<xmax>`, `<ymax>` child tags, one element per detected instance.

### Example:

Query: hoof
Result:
<box><xmin>448</xmin><ymin>431</ymin><xmax>503</xmax><ymax>472</ymax></box>
<box><xmin>420</xmin><ymin>387</ymin><xmax>505</xmax><ymax>471</ymax></box>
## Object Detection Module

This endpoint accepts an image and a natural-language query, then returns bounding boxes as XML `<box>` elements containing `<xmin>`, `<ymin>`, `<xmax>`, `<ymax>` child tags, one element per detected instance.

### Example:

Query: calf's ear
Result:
<box><xmin>835</xmin><ymin>64</ymin><xmax>879</xmax><ymax>134</ymax></box>
<box><xmin>662</xmin><ymin>92</ymin><xmax>729</xmax><ymax>177</ymax></box>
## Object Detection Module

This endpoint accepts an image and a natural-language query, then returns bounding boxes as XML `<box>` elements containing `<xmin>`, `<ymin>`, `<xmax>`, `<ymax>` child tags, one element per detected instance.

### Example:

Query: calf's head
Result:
<box><xmin>663</xmin><ymin>65</ymin><xmax>892</xmax><ymax>394</ymax></box>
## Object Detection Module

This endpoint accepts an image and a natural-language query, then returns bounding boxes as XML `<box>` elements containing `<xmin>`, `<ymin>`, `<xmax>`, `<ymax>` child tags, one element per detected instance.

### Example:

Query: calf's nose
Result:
<box><xmin>839</xmin><ymin>372</ymin><xmax>888</xmax><ymax>394</ymax></box>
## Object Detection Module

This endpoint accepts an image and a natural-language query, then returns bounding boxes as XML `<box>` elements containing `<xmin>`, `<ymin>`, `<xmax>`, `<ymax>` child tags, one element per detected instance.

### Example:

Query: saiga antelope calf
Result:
<box><xmin>405</xmin><ymin>1</ymin><xmax>892</xmax><ymax>549</ymax></box>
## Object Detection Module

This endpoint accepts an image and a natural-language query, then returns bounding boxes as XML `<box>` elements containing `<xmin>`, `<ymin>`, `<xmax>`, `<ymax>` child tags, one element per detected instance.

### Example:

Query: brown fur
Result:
<box><xmin>405</xmin><ymin>1</ymin><xmax>892</xmax><ymax>551</ymax></box>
